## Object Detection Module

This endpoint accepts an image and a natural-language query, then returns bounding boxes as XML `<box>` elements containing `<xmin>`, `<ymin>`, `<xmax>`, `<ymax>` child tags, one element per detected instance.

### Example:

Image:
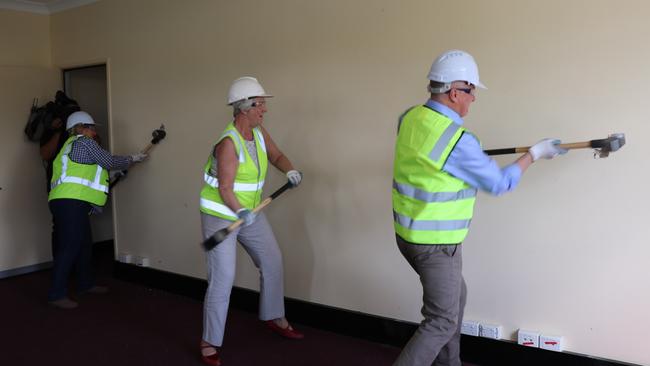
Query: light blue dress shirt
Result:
<box><xmin>424</xmin><ymin>100</ymin><xmax>522</xmax><ymax>196</ymax></box>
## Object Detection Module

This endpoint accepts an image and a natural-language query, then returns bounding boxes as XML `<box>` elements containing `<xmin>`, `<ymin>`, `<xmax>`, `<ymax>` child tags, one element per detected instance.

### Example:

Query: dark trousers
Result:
<box><xmin>48</xmin><ymin>199</ymin><xmax>94</xmax><ymax>301</ymax></box>
<box><xmin>51</xmin><ymin>217</ymin><xmax>58</xmax><ymax>260</ymax></box>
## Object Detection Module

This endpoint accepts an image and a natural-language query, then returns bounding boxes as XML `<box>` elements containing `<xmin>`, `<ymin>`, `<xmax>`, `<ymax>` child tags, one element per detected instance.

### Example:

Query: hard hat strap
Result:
<box><xmin>428</xmin><ymin>81</ymin><xmax>475</xmax><ymax>94</ymax></box>
<box><xmin>428</xmin><ymin>83</ymin><xmax>452</xmax><ymax>94</ymax></box>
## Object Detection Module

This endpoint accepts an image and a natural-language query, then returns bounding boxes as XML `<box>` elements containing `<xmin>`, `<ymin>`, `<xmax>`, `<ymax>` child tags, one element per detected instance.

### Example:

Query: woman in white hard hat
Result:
<box><xmin>199</xmin><ymin>77</ymin><xmax>304</xmax><ymax>365</ymax></box>
<box><xmin>47</xmin><ymin>111</ymin><xmax>147</xmax><ymax>309</ymax></box>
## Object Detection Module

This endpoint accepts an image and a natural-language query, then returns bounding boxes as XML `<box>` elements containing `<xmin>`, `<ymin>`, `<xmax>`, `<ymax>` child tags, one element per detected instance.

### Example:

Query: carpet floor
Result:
<box><xmin>1</xmin><ymin>243</ymin><xmax>478</xmax><ymax>366</ymax></box>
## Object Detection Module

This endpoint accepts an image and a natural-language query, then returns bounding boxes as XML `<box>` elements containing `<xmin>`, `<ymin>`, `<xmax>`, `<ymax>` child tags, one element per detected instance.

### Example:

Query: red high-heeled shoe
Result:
<box><xmin>265</xmin><ymin>320</ymin><xmax>305</xmax><ymax>339</ymax></box>
<box><xmin>200</xmin><ymin>343</ymin><xmax>221</xmax><ymax>366</ymax></box>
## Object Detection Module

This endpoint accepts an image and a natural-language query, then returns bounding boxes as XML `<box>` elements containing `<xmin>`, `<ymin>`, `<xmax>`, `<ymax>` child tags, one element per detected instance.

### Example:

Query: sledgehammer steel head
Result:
<box><xmin>591</xmin><ymin>133</ymin><xmax>625</xmax><ymax>158</ymax></box>
<box><xmin>202</xmin><ymin>228</ymin><xmax>229</xmax><ymax>251</ymax></box>
<box><xmin>151</xmin><ymin>124</ymin><xmax>166</xmax><ymax>144</ymax></box>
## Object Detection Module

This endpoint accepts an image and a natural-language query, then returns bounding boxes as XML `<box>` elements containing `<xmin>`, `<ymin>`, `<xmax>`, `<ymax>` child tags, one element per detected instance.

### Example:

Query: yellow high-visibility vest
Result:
<box><xmin>392</xmin><ymin>105</ymin><xmax>477</xmax><ymax>244</ymax></box>
<box><xmin>199</xmin><ymin>123</ymin><xmax>268</xmax><ymax>220</ymax></box>
<box><xmin>49</xmin><ymin>135</ymin><xmax>109</xmax><ymax>206</ymax></box>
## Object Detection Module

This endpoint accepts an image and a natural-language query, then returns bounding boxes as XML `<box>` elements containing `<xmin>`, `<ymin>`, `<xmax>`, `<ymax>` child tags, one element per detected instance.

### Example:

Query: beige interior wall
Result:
<box><xmin>0</xmin><ymin>9</ymin><xmax>51</xmax><ymax>66</ymax></box>
<box><xmin>0</xmin><ymin>10</ymin><xmax>60</xmax><ymax>272</ymax></box>
<box><xmin>50</xmin><ymin>1</ymin><xmax>650</xmax><ymax>364</ymax></box>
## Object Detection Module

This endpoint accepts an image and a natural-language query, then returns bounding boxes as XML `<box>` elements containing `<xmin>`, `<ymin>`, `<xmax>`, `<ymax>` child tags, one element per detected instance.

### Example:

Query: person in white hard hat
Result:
<box><xmin>199</xmin><ymin>77</ymin><xmax>304</xmax><ymax>365</ymax></box>
<box><xmin>47</xmin><ymin>111</ymin><xmax>148</xmax><ymax>309</ymax></box>
<box><xmin>392</xmin><ymin>50</ymin><xmax>568</xmax><ymax>366</ymax></box>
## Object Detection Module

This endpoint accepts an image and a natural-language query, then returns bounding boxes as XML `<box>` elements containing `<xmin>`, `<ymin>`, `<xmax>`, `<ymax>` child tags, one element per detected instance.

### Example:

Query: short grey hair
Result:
<box><xmin>232</xmin><ymin>99</ymin><xmax>255</xmax><ymax>116</ymax></box>
<box><xmin>68</xmin><ymin>124</ymin><xmax>84</xmax><ymax>135</ymax></box>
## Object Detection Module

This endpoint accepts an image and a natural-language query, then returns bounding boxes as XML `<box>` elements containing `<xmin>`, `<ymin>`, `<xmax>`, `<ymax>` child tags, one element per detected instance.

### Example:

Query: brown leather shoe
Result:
<box><xmin>48</xmin><ymin>297</ymin><xmax>78</xmax><ymax>309</ymax></box>
<box><xmin>265</xmin><ymin>320</ymin><xmax>305</xmax><ymax>339</ymax></box>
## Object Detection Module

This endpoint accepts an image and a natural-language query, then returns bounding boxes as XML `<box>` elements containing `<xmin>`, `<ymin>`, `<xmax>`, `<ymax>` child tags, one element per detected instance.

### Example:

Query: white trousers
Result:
<box><xmin>201</xmin><ymin>212</ymin><xmax>285</xmax><ymax>346</ymax></box>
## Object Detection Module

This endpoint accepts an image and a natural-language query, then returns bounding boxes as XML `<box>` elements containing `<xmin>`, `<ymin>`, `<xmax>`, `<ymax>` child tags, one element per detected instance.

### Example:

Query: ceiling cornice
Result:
<box><xmin>0</xmin><ymin>0</ymin><xmax>49</xmax><ymax>14</ymax></box>
<box><xmin>0</xmin><ymin>0</ymin><xmax>99</xmax><ymax>15</ymax></box>
<box><xmin>48</xmin><ymin>0</ymin><xmax>99</xmax><ymax>14</ymax></box>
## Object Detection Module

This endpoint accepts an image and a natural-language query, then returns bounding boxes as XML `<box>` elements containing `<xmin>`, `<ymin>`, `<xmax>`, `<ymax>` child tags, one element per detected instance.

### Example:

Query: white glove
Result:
<box><xmin>236</xmin><ymin>208</ymin><xmax>257</xmax><ymax>227</ymax></box>
<box><xmin>286</xmin><ymin>170</ymin><xmax>303</xmax><ymax>187</ymax></box>
<box><xmin>529</xmin><ymin>138</ymin><xmax>568</xmax><ymax>161</ymax></box>
<box><xmin>131</xmin><ymin>152</ymin><xmax>148</xmax><ymax>163</ymax></box>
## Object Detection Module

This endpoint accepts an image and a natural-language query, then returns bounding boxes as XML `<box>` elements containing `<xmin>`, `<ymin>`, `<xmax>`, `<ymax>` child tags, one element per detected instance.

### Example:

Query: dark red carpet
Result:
<box><xmin>0</xmin><ymin>244</ymin><xmax>477</xmax><ymax>366</ymax></box>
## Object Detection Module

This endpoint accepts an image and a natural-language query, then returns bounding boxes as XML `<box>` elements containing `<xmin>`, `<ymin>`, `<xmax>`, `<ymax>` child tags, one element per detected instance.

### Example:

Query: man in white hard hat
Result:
<box><xmin>47</xmin><ymin>111</ymin><xmax>148</xmax><ymax>309</ymax></box>
<box><xmin>199</xmin><ymin>77</ymin><xmax>304</xmax><ymax>365</ymax></box>
<box><xmin>392</xmin><ymin>50</ymin><xmax>567</xmax><ymax>366</ymax></box>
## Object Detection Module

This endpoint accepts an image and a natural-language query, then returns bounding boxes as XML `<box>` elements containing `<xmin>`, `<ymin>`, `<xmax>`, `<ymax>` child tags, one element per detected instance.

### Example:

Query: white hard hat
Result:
<box><xmin>66</xmin><ymin>111</ymin><xmax>95</xmax><ymax>130</ymax></box>
<box><xmin>227</xmin><ymin>76</ymin><xmax>273</xmax><ymax>105</ymax></box>
<box><xmin>427</xmin><ymin>50</ymin><xmax>486</xmax><ymax>92</ymax></box>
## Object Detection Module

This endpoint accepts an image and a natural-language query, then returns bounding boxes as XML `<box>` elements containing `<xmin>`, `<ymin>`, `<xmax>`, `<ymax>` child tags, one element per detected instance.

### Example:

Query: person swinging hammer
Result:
<box><xmin>392</xmin><ymin>50</ymin><xmax>568</xmax><ymax>366</ymax></box>
<box><xmin>199</xmin><ymin>77</ymin><xmax>304</xmax><ymax>366</ymax></box>
<box><xmin>47</xmin><ymin>111</ymin><xmax>147</xmax><ymax>309</ymax></box>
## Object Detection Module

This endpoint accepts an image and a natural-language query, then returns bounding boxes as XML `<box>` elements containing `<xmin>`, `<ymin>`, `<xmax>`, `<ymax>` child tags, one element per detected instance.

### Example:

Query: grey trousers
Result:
<box><xmin>393</xmin><ymin>235</ymin><xmax>467</xmax><ymax>366</ymax></box>
<box><xmin>201</xmin><ymin>212</ymin><xmax>285</xmax><ymax>346</ymax></box>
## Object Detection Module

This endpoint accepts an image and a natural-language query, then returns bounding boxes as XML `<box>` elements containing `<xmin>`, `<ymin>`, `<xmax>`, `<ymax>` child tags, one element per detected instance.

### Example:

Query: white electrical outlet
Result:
<box><xmin>461</xmin><ymin>320</ymin><xmax>480</xmax><ymax>336</ymax></box>
<box><xmin>517</xmin><ymin>329</ymin><xmax>540</xmax><ymax>347</ymax></box>
<box><xmin>479</xmin><ymin>323</ymin><xmax>502</xmax><ymax>339</ymax></box>
<box><xmin>134</xmin><ymin>256</ymin><xmax>150</xmax><ymax>267</ymax></box>
<box><xmin>540</xmin><ymin>334</ymin><xmax>563</xmax><ymax>352</ymax></box>
<box><xmin>117</xmin><ymin>252</ymin><xmax>132</xmax><ymax>264</ymax></box>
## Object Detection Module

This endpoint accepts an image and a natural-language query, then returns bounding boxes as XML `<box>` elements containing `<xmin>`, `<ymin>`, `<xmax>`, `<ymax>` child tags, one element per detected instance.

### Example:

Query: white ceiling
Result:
<box><xmin>0</xmin><ymin>0</ymin><xmax>99</xmax><ymax>14</ymax></box>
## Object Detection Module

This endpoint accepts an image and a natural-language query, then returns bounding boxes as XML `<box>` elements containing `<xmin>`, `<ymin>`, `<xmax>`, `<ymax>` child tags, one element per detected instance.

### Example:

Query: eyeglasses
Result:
<box><xmin>447</xmin><ymin>88</ymin><xmax>474</xmax><ymax>96</ymax></box>
<box><xmin>251</xmin><ymin>100</ymin><xmax>266</xmax><ymax>108</ymax></box>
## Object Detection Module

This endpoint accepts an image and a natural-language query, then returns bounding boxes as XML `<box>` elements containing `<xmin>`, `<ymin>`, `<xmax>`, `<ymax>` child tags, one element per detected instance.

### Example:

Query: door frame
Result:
<box><xmin>58</xmin><ymin>59</ymin><xmax>119</xmax><ymax>255</ymax></box>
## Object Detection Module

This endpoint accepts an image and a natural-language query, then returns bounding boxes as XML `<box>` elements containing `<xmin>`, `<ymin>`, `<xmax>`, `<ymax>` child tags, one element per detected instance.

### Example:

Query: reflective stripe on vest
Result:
<box><xmin>429</xmin><ymin>122</ymin><xmax>460</xmax><ymax>162</ymax></box>
<box><xmin>199</xmin><ymin>198</ymin><xmax>237</xmax><ymax>217</ymax></box>
<box><xmin>393</xmin><ymin>211</ymin><xmax>471</xmax><ymax>231</ymax></box>
<box><xmin>51</xmin><ymin>153</ymin><xmax>108</xmax><ymax>193</ymax></box>
<box><xmin>48</xmin><ymin>135</ymin><xmax>109</xmax><ymax>206</ymax></box>
<box><xmin>203</xmin><ymin>173</ymin><xmax>265</xmax><ymax>191</ymax></box>
<box><xmin>199</xmin><ymin>123</ymin><xmax>268</xmax><ymax>220</ymax></box>
<box><xmin>392</xmin><ymin>105</ymin><xmax>476</xmax><ymax>244</ymax></box>
<box><xmin>218</xmin><ymin>128</ymin><xmax>266</xmax><ymax>162</ymax></box>
<box><xmin>254</xmin><ymin>128</ymin><xmax>267</xmax><ymax>153</ymax></box>
<box><xmin>392</xmin><ymin>180</ymin><xmax>476</xmax><ymax>202</ymax></box>
<box><xmin>222</xmin><ymin>130</ymin><xmax>246</xmax><ymax>163</ymax></box>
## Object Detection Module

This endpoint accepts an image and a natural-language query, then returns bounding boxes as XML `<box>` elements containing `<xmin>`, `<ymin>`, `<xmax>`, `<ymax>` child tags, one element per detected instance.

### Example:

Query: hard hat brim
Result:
<box><xmin>227</xmin><ymin>94</ymin><xmax>274</xmax><ymax>105</ymax></box>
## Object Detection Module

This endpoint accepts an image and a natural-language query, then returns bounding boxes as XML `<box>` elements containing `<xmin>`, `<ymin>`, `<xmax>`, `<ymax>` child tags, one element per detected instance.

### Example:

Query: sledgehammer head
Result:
<box><xmin>202</xmin><ymin>228</ymin><xmax>229</xmax><ymax>251</ymax></box>
<box><xmin>151</xmin><ymin>124</ymin><xmax>166</xmax><ymax>144</ymax></box>
<box><xmin>591</xmin><ymin>133</ymin><xmax>625</xmax><ymax>158</ymax></box>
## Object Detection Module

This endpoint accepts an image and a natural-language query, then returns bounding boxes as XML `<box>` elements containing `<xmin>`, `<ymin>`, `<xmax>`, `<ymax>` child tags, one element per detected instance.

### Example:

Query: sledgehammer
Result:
<box><xmin>140</xmin><ymin>124</ymin><xmax>167</xmax><ymax>154</ymax></box>
<box><xmin>109</xmin><ymin>124</ymin><xmax>166</xmax><ymax>189</ymax></box>
<box><xmin>484</xmin><ymin>133</ymin><xmax>626</xmax><ymax>158</ymax></box>
<box><xmin>201</xmin><ymin>181</ymin><xmax>294</xmax><ymax>251</ymax></box>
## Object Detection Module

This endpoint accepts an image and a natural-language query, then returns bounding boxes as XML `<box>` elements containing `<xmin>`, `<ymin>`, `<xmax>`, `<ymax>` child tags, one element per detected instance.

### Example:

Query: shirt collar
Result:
<box><xmin>425</xmin><ymin>99</ymin><xmax>464</xmax><ymax>126</ymax></box>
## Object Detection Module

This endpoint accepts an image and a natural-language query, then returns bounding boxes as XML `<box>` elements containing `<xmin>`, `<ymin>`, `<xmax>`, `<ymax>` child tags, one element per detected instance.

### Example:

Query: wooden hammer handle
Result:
<box><xmin>226</xmin><ymin>197</ymin><xmax>273</xmax><ymax>232</ymax></box>
<box><xmin>223</xmin><ymin>181</ymin><xmax>293</xmax><ymax>232</ymax></box>
<box><xmin>141</xmin><ymin>143</ymin><xmax>155</xmax><ymax>154</ymax></box>
<box><xmin>519</xmin><ymin>141</ymin><xmax>591</xmax><ymax>152</ymax></box>
<box><xmin>557</xmin><ymin>141</ymin><xmax>591</xmax><ymax>150</ymax></box>
<box><xmin>487</xmin><ymin>141</ymin><xmax>592</xmax><ymax>155</ymax></box>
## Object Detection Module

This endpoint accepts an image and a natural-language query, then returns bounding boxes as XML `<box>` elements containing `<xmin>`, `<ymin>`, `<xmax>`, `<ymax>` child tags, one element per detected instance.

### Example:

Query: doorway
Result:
<box><xmin>63</xmin><ymin>64</ymin><xmax>114</xmax><ymax>243</ymax></box>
